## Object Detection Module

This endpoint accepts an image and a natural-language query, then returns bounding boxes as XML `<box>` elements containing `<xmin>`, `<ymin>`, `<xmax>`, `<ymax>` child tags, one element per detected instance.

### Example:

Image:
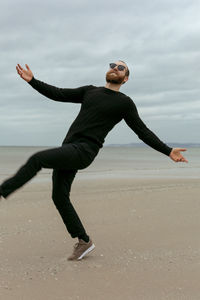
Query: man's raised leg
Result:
<box><xmin>0</xmin><ymin>143</ymin><xmax>85</xmax><ymax>198</ymax></box>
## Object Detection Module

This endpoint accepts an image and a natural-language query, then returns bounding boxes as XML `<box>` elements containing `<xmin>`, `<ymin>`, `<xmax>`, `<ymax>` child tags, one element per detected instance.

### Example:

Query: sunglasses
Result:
<box><xmin>109</xmin><ymin>63</ymin><xmax>126</xmax><ymax>71</ymax></box>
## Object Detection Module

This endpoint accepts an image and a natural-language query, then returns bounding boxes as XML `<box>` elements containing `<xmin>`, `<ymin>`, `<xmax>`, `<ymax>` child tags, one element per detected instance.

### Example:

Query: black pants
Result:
<box><xmin>0</xmin><ymin>142</ymin><xmax>99</xmax><ymax>238</ymax></box>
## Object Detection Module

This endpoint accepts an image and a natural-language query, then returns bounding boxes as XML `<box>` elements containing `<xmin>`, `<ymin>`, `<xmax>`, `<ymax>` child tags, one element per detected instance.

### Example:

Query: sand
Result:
<box><xmin>1</xmin><ymin>173</ymin><xmax>200</xmax><ymax>300</ymax></box>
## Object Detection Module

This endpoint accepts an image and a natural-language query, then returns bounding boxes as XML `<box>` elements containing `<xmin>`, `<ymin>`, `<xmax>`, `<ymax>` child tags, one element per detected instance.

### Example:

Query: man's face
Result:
<box><xmin>106</xmin><ymin>61</ymin><xmax>128</xmax><ymax>85</ymax></box>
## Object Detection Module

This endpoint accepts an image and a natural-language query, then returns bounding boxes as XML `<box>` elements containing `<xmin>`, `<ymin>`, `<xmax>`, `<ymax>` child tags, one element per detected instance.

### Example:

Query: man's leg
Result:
<box><xmin>51</xmin><ymin>168</ymin><xmax>96</xmax><ymax>260</ymax></box>
<box><xmin>0</xmin><ymin>143</ymin><xmax>97</xmax><ymax>260</ymax></box>
<box><xmin>52</xmin><ymin>169</ymin><xmax>89</xmax><ymax>241</ymax></box>
<box><xmin>0</xmin><ymin>143</ymin><xmax>89</xmax><ymax>198</ymax></box>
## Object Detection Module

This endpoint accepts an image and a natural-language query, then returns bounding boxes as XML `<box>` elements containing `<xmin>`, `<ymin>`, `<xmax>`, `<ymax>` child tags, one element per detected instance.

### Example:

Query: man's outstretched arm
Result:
<box><xmin>16</xmin><ymin>64</ymin><xmax>90</xmax><ymax>103</ymax></box>
<box><xmin>124</xmin><ymin>99</ymin><xmax>188</xmax><ymax>163</ymax></box>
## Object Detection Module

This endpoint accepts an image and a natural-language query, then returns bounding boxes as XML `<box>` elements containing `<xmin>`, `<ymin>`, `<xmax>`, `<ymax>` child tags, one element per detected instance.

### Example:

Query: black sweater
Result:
<box><xmin>28</xmin><ymin>77</ymin><xmax>172</xmax><ymax>156</ymax></box>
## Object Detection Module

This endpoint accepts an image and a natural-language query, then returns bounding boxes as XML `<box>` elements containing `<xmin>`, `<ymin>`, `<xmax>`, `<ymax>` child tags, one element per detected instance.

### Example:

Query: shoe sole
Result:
<box><xmin>77</xmin><ymin>243</ymin><xmax>95</xmax><ymax>260</ymax></box>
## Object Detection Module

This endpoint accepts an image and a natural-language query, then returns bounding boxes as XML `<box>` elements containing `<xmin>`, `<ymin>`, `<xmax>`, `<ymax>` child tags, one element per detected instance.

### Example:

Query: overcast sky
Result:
<box><xmin>0</xmin><ymin>0</ymin><xmax>199</xmax><ymax>146</ymax></box>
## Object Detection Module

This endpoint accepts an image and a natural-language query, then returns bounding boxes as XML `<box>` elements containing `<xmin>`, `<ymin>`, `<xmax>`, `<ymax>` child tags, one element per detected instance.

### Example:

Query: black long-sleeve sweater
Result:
<box><xmin>28</xmin><ymin>77</ymin><xmax>172</xmax><ymax>156</ymax></box>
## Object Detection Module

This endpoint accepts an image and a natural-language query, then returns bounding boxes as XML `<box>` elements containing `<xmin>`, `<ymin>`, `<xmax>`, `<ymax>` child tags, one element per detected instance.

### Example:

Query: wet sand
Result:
<box><xmin>1</xmin><ymin>174</ymin><xmax>200</xmax><ymax>299</ymax></box>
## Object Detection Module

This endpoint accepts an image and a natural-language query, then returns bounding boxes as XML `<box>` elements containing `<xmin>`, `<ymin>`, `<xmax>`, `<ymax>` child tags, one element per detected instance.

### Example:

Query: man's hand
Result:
<box><xmin>169</xmin><ymin>148</ymin><xmax>188</xmax><ymax>163</ymax></box>
<box><xmin>16</xmin><ymin>64</ymin><xmax>33</xmax><ymax>82</ymax></box>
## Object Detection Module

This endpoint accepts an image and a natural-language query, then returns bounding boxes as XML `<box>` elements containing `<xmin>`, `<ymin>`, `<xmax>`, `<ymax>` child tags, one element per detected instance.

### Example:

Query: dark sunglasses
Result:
<box><xmin>109</xmin><ymin>63</ymin><xmax>126</xmax><ymax>71</ymax></box>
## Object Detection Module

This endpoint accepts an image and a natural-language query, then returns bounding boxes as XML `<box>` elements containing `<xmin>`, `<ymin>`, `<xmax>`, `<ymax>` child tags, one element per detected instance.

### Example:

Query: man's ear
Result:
<box><xmin>123</xmin><ymin>76</ymin><xmax>129</xmax><ymax>84</ymax></box>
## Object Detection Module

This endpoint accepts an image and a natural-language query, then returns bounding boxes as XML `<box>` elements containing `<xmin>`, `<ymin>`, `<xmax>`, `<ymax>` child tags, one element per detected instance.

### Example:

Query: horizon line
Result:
<box><xmin>0</xmin><ymin>142</ymin><xmax>199</xmax><ymax>147</ymax></box>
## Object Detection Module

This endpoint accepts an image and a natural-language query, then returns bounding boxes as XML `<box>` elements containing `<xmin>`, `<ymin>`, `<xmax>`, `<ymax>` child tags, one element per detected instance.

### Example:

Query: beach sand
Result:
<box><xmin>1</xmin><ymin>173</ymin><xmax>200</xmax><ymax>299</ymax></box>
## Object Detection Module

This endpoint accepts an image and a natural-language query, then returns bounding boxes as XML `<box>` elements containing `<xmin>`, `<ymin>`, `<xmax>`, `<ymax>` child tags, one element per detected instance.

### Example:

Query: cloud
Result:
<box><xmin>0</xmin><ymin>0</ymin><xmax>199</xmax><ymax>145</ymax></box>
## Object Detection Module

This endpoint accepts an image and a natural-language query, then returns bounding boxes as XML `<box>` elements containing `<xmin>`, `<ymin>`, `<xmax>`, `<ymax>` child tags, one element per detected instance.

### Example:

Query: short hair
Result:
<box><xmin>119</xmin><ymin>60</ymin><xmax>130</xmax><ymax>77</ymax></box>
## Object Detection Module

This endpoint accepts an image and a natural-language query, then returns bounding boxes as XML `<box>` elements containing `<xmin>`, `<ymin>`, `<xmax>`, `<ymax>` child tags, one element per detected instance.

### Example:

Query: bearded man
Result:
<box><xmin>0</xmin><ymin>60</ymin><xmax>187</xmax><ymax>260</ymax></box>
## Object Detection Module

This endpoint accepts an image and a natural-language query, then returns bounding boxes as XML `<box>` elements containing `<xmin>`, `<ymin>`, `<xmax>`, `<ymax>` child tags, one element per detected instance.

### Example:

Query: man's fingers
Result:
<box><xmin>16</xmin><ymin>64</ymin><xmax>24</xmax><ymax>75</ymax></box>
<box><xmin>16</xmin><ymin>65</ymin><xmax>25</xmax><ymax>79</ymax></box>
<box><xmin>25</xmin><ymin>64</ymin><xmax>30</xmax><ymax>70</ymax></box>
<box><xmin>182</xmin><ymin>159</ymin><xmax>188</xmax><ymax>163</ymax></box>
<box><xmin>16</xmin><ymin>66</ymin><xmax>22</xmax><ymax>75</ymax></box>
<box><xmin>17</xmin><ymin>64</ymin><xmax>23</xmax><ymax>70</ymax></box>
<box><xmin>179</xmin><ymin>148</ymin><xmax>187</xmax><ymax>152</ymax></box>
<box><xmin>179</xmin><ymin>156</ymin><xmax>188</xmax><ymax>163</ymax></box>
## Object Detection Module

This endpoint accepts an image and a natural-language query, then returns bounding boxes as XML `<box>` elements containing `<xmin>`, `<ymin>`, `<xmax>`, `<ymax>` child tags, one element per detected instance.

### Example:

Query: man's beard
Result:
<box><xmin>106</xmin><ymin>71</ymin><xmax>125</xmax><ymax>84</ymax></box>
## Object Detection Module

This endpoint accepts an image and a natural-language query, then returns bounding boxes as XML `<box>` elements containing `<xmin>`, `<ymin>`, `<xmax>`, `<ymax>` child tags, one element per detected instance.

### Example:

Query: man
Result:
<box><xmin>0</xmin><ymin>60</ymin><xmax>187</xmax><ymax>261</ymax></box>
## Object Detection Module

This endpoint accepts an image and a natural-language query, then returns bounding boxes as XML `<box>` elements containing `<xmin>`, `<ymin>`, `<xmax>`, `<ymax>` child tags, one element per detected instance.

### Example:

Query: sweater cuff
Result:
<box><xmin>28</xmin><ymin>76</ymin><xmax>36</xmax><ymax>86</ymax></box>
<box><xmin>166</xmin><ymin>147</ymin><xmax>173</xmax><ymax>156</ymax></box>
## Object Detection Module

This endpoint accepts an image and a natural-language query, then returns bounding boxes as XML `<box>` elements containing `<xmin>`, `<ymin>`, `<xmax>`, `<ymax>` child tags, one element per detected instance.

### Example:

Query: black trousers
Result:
<box><xmin>0</xmin><ymin>142</ymin><xmax>99</xmax><ymax>238</ymax></box>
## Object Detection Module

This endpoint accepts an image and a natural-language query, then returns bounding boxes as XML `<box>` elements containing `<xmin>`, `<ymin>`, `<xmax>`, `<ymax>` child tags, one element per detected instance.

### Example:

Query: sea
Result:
<box><xmin>0</xmin><ymin>145</ymin><xmax>199</xmax><ymax>181</ymax></box>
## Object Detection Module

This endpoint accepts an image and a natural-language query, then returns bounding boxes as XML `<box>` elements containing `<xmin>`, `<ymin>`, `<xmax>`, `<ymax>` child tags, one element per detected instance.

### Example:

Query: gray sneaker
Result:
<box><xmin>68</xmin><ymin>239</ymin><xmax>95</xmax><ymax>261</ymax></box>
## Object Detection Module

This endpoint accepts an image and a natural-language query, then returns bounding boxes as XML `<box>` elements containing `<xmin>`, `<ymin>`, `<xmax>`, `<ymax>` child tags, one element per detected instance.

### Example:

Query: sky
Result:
<box><xmin>0</xmin><ymin>0</ymin><xmax>200</xmax><ymax>146</ymax></box>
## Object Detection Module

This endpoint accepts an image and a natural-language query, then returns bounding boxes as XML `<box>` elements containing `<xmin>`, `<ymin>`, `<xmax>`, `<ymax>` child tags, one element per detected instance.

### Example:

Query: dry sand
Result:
<box><xmin>0</xmin><ymin>174</ymin><xmax>200</xmax><ymax>299</ymax></box>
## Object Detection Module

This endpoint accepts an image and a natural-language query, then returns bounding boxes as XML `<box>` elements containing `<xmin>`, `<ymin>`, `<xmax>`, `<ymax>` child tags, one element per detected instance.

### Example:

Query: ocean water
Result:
<box><xmin>0</xmin><ymin>146</ymin><xmax>199</xmax><ymax>181</ymax></box>
<box><xmin>86</xmin><ymin>146</ymin><xmax>200</xmax><ymax>179</ymax></box>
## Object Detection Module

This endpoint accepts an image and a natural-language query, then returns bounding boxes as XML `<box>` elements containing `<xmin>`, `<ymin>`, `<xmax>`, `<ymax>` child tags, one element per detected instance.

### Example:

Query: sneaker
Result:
<box><xmin>67</xmin><ymin>238</ymin><xmax>95</xmax><ymax>261</ymax></box>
